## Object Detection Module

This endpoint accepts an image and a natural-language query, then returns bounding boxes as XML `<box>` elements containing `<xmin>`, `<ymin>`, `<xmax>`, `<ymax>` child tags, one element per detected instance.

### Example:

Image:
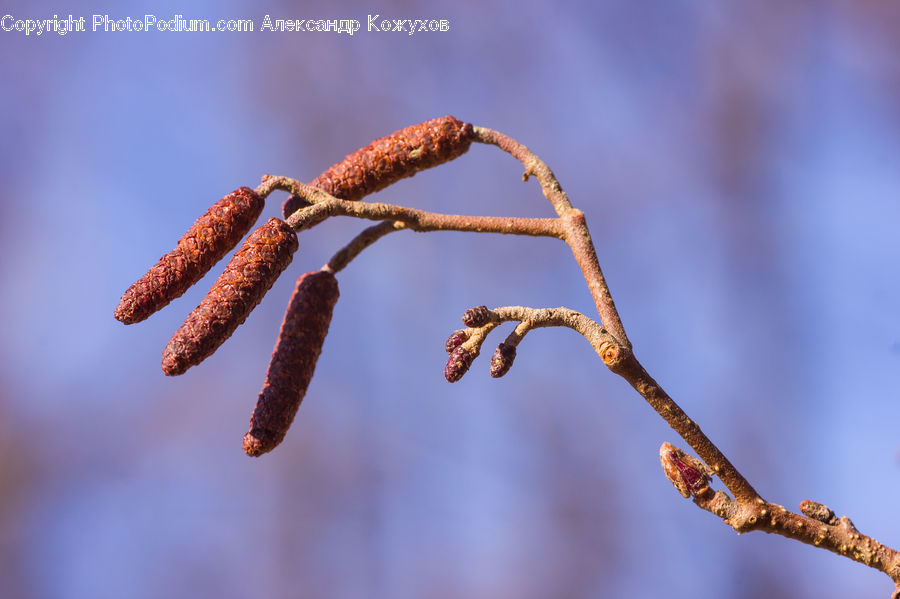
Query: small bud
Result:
<box><xmin>115</xmin><ymin>187</ymin><xmax>264</xmax><ymax>324</ymax></box>
<box><xmin>281</xmin><ymin>194</ymin><xmax>311</xmax><ymax>221</ymax></box>
<box><xmin>799</xmin><ymin>500</ymin><xmax>837</xmax><ymax>525</ymax></box>
<box><xmin>162</xmin><ymin>218</ymin><xmax>298</xmax><ymax>376</ymax></box>
<box><xmin>489</xmin><ymin>343</ymin><xmax>516</xmax><ymax>378</ymax></box>
<box><xmin>461</xmin><ymin>305</ymin><xmax>491</xmax><ymax>328</ymax></box>
<box><xmin>445</xmin><ymin>329</ymin><xmax>468</xmax><ymax>353</ymax></box>
<box><xmin>283</xmin><ymin>115</ymin><xmax>474</xmax><ymax>218</ymax></box>
<box><xmin>244</xmin><ymin>271</ymin><xmax>340</xmax><ymax>457</ymax></box>
<box><xmin>444</xmin><ymin>346</ymin><xmax>474</xmax><ymax>383</ymax></box>
<box><xmin>660</xmin><ymin>442</ymin><xmax>713</xmax><ymax>499</ymax></box>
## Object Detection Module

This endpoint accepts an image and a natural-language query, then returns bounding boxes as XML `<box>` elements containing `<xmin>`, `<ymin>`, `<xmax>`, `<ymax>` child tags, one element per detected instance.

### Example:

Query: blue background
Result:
<box><xmin>1</xmin><ymin>1</ymin><xmax>899</xmax><ymax>597</ymax></box>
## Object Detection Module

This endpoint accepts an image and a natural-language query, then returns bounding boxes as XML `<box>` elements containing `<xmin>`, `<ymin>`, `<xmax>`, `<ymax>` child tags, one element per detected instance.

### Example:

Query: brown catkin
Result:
<box><xmin>444</xmin><ymin>346</ymin><xmax>474</xmax><ymax>383</ymax></box>
<box><xmin>445</xmin><ymin>329</ymin><xmax>469</xmax><ymax>353</ymax></box>
<box><xmin>461</xmin><ymin>305</ymin><xmax>491</xmax><ymax>327</ymax></box>
<box><xmin>282</xmin><ymin>115</ymin><xmax>474</xmax><ymax>218</ymax></box>
<box><xmin>162</xmin><ymin>218</ymin><xmax>298</xmax><ymax>376</ymax></box>
<box><xmin>243</xmin><ymin>270</ymin><xmax>339</xmax><ymax>457</ymax></box>
<box><xmin>489</xmin><ymin>343</ymin><xmax>517</xmax><ymax>378</ymax></box>
<box><xmin>114</xmin><ymin>187</ymin><xmax>264</xmax><ymax>324</ymax></box>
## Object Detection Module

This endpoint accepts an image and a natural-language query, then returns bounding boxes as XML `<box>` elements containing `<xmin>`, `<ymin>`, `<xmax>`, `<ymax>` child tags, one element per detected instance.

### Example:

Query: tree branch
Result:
<box><xmin>117</xmin><ymin>116</ymin><xmax>900</xmax><ymax>596</ymax></box>
<box><xmin>255</xmin><ymin>175</ymin><xmax>566</xmax><ymax>240</ymax></box>
<box><xmin>473</xmin><ymin>127</ymin><xmax>630</xmax><ymax>348</ymax></box>
<box><xmin>662</xmin><ymin>442</ymin><xmax>900</xmax><ymax>590</ymax></box>
<box><xmin>322</xmin><ymin>221</ymin><xmax>401</xmax><ymax>274</ymax></box>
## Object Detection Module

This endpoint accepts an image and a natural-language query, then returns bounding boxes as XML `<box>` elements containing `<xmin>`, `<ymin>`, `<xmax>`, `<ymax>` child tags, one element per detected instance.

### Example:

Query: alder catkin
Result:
<box><xmin>444</xmin><ymin>346</ymin><xmax>474</xmax><ymax>383</ymax></box>
<box><xmin>445</xmin><ymin>329</ymin><xmax>469</xmax><ymax>353</ymax></box>
<box><xmin>461</xmin><ymin>305</ymin><xmax>491</xmax><ymax>328</ymax></box>
<box><xmin>114</xmin><ymin>187</ymin><xmax>264</xmax><ymax>324</ymax></box>
<box><xmin>243</xmin><ymin>270</ymin><xmax>340</xmax><ymax>457</ymax></box>
<box><xmin>489</xmin><ymin>343</ymin><xmax>517</xmax><ymax>378</ymax></box>
<box><xmin>162</xmin><ymin>218</ymin><xmax>299</xmax><ymax>376</ymax></box>
<box><xmin>282</xmin><ymin>115</ymin><xmax>474</xmax><ymax>218</ymax></box>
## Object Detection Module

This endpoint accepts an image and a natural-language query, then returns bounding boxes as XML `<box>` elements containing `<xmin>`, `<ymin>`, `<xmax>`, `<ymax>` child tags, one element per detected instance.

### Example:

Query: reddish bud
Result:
<box><xmin>162</xmin><ymin>218</ymin><xmax>298</xmax><ymax>376</ymax></box>
<box><xmin>115</xmin><ymin>187</ymin><xmax>264</xmax><ymax>324</ymax></box>
<box><xmin>461</xmin><ymin>305</ymin><xmax>491</xmax><ymax>328</ymax></box>
<box><xmin>489</xmin><ymin>343</ymin><xmax>517</xmax><ymax>378</ymax></box>
<box><xmin>244</xmin><ymin>271</ymin><xmax>340</xmax><ymax>457</ymax></box>
<box><xmin>660</xmin><ymin>442</ymin><xmax>713</xmax><ymax>499</ymax></box>
<box><xmin>444</xmin><ymin>346</ymin><xmax>474</xmax><ymax>383</ymax></box>
<box><xmin>283</xmin><ymin>116</ymin><xmax>474</xmax><ymax>218</ymax></box>
<box><xmin>445</xmin><ymin>329</ymin><xmax>469</xmax><ymax>353</ymax></box>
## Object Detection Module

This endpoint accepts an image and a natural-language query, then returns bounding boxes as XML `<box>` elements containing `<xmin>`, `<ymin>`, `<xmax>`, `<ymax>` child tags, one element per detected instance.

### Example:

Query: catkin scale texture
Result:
<box><xmin>114</xmin><ymin>187</ymin><xmax>264</xmax><ymax>324</ymax></box>
<box><xmin>162</xmin><ymin>218</ymin><xmax>299</xmax><ymax>376</ymax></box>
<box><xmin>462</xmin><ymin>305</ymin><xmax>491</xmax><ymax>327</ymax></box>
<box><xmin>489</xmin><ymin>343</ymin><xmax>517</xmax><ymax>378</ymax></box>
<box><xmin>444</xmin><ymin>346</ymin><xmax>474</xmax><ymax>383</ymax></box>
<box><xmin>243</xmin><ymin>271</ymin><xmax>339</xmax><ymax>457</ymax></box>
<box><xmin>282</xmin><ymin>115</ymin><xmax>474</xmax><ymax>218</ymax></box>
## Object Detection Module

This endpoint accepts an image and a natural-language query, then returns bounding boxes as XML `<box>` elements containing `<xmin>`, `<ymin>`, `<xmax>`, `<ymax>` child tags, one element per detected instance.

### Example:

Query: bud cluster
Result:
<box><xmin>443</xmin><ymin>306</ymin><xmax>522</xmax><ymax>382</ymax></box>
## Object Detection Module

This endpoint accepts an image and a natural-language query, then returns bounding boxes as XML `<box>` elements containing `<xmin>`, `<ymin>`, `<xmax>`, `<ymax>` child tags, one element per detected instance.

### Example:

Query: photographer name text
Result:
<box><xmin>1</xmin><ymin>14</ymin><xmax>450</xmax><ymax>37</ymax></box>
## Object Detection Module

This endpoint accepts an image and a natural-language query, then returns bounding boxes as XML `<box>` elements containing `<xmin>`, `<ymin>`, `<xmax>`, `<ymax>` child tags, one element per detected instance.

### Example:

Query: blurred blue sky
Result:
<box><xmin>1</xmin><ymin>0</ymin><xmax>899</xmax><ymax>597</ymax></box>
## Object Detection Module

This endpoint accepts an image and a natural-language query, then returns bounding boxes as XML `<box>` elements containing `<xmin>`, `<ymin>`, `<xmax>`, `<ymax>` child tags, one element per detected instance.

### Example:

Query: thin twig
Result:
<box><xmin>263</xmin><ymin>175</ymin><xmax>566</xmax><ymax>240</ymax></box>
<box><xmin>606</xmin><ymin>352</ymin><xmax>761</xmax><ymax>504</ymax></box>
<box><xmin>323</xmin><ymin>221</ymin><xmax>403</xmax><ymax>274</ymax></box>
<box><xmin>481</xmin><ymin>305</ymin><xmax>616</xmax><ymax>359</ymax></box>
<box><xmin>472</xmin><ymin>126</ymin><xmax>573</xmax><ymax>216</ymax></box>
<box><xmin>472</xmin><ymin>127</ymin><xmax>629</xmax><ymax>347</ymax></box>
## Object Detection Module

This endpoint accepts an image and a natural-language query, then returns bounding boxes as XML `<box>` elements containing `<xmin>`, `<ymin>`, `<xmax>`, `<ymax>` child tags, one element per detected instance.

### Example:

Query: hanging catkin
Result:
<box><xmin>115</xmin><ymin>187</ymin><xmax>264</xmax><ymax>324</ymax></box>
<box><xmin>162</xmin><ymin>218</ymin><xmax>298</xmax><ymax>376</ymax></box>
<box><xmin>243</xmin><ymin>270</ymin><xmax>340</xmax><ymax>457</ymax></box>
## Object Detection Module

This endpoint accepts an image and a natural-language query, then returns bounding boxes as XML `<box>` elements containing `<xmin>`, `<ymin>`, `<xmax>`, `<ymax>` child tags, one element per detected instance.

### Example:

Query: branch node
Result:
<box><xmin>838</xmin><ymin>515</ymin><xmax>859</xmax><ymax>534</ymax></box>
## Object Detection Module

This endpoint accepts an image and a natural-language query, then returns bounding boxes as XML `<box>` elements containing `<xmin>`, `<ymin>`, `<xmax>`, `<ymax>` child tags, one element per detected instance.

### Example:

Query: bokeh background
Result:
<box><xmin>2</xmin><ymin>0</ymin><xmax>899</xmax><ymax>597</ymax></box>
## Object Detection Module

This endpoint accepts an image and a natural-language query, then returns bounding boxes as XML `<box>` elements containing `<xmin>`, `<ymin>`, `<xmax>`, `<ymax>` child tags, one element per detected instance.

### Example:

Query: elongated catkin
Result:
<box><xmin>282</xmin><ymin>115</ymin><xmax>474</xmax><ymax>218</ymax></box>
<box><xmin>243</xmin><ymin>270</ymin><xmax>339</xmax><ymax>457</ymax></box>
<box><xmin>162</xmin><ymin>218</ymin><xmax>298</xmax><ymax>376</ymax></box>
<box><xmin>115</xmin><ymin>187</ymin><xmax>264</xmax><ymax>324</ymax></box>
